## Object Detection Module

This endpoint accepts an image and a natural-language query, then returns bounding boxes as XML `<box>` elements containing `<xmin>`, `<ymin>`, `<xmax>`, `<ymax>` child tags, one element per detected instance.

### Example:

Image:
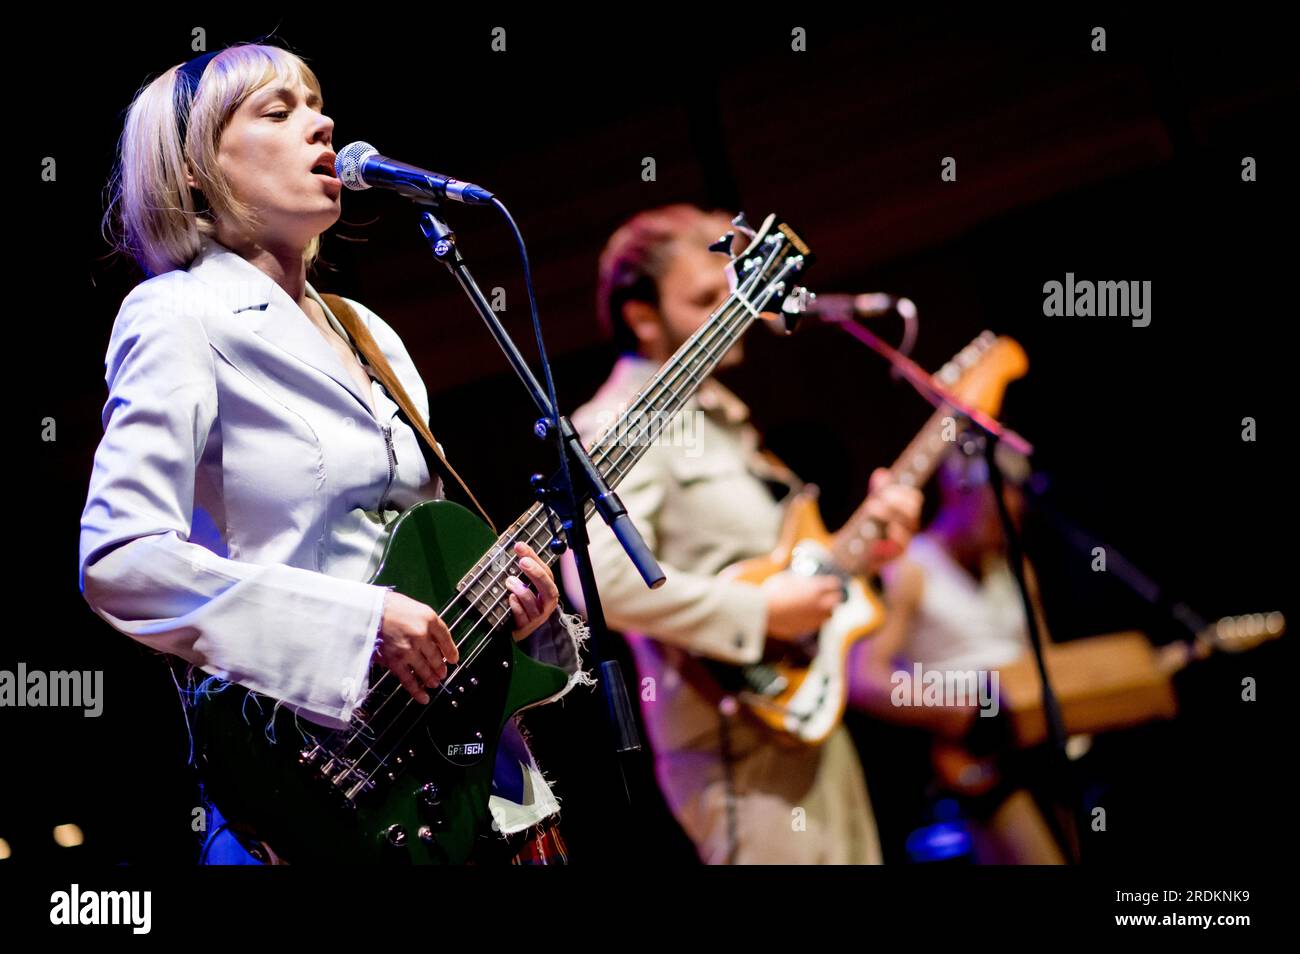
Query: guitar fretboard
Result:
<box><xmin>831</xmin><ymin>331</ymin><xmax>998</xmax><ymax>574</ymax></box>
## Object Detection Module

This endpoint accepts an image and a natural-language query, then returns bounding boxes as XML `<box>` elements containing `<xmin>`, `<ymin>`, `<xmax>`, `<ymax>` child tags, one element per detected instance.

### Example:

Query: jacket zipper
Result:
<box><xmin>380</xmin><ymin>424</ymin><xmax>398</xmax><ymax>512</ymax></box>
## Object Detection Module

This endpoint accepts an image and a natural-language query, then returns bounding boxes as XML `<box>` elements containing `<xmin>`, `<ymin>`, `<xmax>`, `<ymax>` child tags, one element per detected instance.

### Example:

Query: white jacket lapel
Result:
<box><xmin>187</xmin><ymin>236</ymin><xmax>377</xmax><ymax>420</ymax></box>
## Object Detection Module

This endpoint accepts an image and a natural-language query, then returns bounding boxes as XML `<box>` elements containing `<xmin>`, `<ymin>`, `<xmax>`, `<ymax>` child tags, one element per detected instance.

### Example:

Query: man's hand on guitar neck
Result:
<box><xmin>861</xmin><ymin>468</ymin><xmax>924</xmax><ymax>570</ymax></box>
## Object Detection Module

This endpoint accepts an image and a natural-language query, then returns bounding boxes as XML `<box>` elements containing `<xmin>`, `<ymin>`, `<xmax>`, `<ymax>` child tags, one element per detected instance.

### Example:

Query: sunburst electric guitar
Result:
<box><xmin>714</xmin><ymin>331</ymin><xmax>1029</xmax><ymax>743</ymax></box>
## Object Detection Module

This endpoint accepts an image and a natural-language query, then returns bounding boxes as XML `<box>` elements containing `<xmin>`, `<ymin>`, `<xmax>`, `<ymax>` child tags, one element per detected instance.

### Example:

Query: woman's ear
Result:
<box><xmin>183</xmin><ymin>164</ymin><xmax>212</xmax><ymax>217</ymax></box>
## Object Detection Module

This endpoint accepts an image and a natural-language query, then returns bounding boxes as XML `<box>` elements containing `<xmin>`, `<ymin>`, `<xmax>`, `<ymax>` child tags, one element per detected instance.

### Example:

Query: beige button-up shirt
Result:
<box><xmin>565</xmin><ymin>355</ymin><xmax>881</xmax><ymax>863</ymax></box>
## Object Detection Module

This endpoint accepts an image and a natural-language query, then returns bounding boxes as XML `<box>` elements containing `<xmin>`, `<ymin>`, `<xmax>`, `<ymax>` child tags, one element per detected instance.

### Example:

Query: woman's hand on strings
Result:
<box><xmin>373</xmin><ymin>591</ymin><xmax>460</xmax><ymax>704</ymax></box>
<box><xmin>506</xmin><ymin>541</ymin><xmax>561</xmax><ymax>641</ymax></box>
<box><xmin>372</xmin><ymin>541</ymin><xmax>559</xmax><ymax>704</ymax></box>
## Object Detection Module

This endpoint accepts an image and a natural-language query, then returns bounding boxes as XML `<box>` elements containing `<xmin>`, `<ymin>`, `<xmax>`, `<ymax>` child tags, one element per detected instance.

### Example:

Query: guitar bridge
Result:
<box><xmin>298</xmin><ymin>742</ymin><xmax>382</xmax><ymax>805</ymax></box>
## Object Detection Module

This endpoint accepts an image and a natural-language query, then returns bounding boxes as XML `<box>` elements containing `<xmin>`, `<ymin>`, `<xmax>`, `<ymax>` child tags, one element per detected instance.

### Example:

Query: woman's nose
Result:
<box><xmin>313</xmin><ymin>112</ymin><xmax>335</xmax><ymax>145</ymax></box>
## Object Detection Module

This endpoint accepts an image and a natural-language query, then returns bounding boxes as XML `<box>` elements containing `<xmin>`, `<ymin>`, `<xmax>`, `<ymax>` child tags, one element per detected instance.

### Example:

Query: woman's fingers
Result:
<box><xmin>426</xmin><ymin>612</ymin><xmax>459</xmax><ymax>666</ymax></box>
<box><xmin>406</xmin><ymin>651</ymin><xmax>440</xmax><ymax>693</ymax></box>
<box><xmin>506</xmin><ymin>574</ymin><xmax>540</xmax><ymax>619</ymax></box>
<box><xmin>375</xmin><ymin>634</ymin><xmax>430</xmax><ymax>703</ymax></box>
<box><xmin>508</xmin><ymin>593</ymin><xmax>529</xmax><ymax>630</ymax></box>
<box><xmin>506</xmin><ymin>542</ymin><xmax>562</xmax><ymax>639</ymax></box>
<box><xmin>514</xmin><ymin>542</ymin><xmax>559</xmax><ymax>614</ymax></box>
<box><xmin>390</xmin><ymin>657</ymin><xmax>430</xmax><ymax>705</ymax></box>
<box><xmin>414</xmin><ymin>636</ymin><xmax>447</xmax><ymax>686</ymax></box>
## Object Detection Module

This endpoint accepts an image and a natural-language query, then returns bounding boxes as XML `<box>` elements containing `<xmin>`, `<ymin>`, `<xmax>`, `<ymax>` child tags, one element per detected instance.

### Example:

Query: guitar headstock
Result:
<box><xmin>1196</xmin><ymin>611</ymin><xmax>1286</xmax><ymax>656</ymax></box>
<box><xmin>710</xmin><ymin>212</ymin><xmax>816</xmax><ymax>332</ymax></box>
<box><xmin>935</xmin><ymin>330</ymin><xmax>1030</xmax><ymax>418</ymax></box>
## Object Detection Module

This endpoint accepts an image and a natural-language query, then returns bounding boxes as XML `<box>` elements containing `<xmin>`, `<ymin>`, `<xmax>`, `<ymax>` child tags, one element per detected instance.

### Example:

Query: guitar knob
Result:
<box><xmin>418</xmin><ymin>825</ymin><xmax>436</xmax><ymax>844</ymax></box>
<box><xmin>708</xmin><ymin>232</ymin><xmax>734</xmax><ymax>254</ymax></box>
<box><xmin>419</xmin><ymin>782</ymin><xmax>448</xmax><ymax>829</ymax></box>
<box><xmin>384</xmin><ymin>824</ymin><xmax>408</xmax><ymax>847</ymax></box>
<box><xmin>731</xmin><ymin>212</ymin><xmax>755</xmax><ymax>238</ymax></box>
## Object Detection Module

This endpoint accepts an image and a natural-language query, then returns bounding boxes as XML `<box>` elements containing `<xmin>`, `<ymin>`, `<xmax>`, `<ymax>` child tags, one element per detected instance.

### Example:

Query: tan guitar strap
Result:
<box><xmin>320</xmin><ymin>293</ymin><xmax>496</xmax><ymax>533</ymax></box>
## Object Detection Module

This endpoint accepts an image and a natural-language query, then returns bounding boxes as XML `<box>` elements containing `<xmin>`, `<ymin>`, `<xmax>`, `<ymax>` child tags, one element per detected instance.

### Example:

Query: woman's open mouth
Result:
<box><xmin>311</xmin><ymin>162</ymin><xmax>342</xmax><ymax>197</ymax></box>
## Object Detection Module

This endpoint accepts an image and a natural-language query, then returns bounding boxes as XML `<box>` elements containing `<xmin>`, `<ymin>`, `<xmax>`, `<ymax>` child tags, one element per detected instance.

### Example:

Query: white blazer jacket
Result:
<box><xmin>78</xmin><ymin>234</ymin><xmax>589</xmax><ymax>835</ymax></box>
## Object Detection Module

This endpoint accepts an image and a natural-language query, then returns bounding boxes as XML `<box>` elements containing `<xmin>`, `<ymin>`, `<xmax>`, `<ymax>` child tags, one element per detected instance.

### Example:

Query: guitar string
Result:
<box><xmin>325</xmin><ymin>240</ymin><xmax>795</xmax><ymax>785</ymax></box>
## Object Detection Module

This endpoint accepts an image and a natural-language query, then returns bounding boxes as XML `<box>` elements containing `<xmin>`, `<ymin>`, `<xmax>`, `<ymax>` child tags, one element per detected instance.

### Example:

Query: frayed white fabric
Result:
<box><xmin>524</xmin><ymin>610</ymin><xmax>597</xmax><ymax>710</ymax></box>
<box><xmin>487</xmin><ymin>611</ymin><xmax>597</xmax><ymax>835</ymax></box>
<box><xmin>488</xmin><ymin>762</ymin><xmax>564</xmax><ymax>836</ymax></box>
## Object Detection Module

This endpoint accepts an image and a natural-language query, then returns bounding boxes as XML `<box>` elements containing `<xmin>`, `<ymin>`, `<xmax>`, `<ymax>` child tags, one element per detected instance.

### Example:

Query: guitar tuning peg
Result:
<box><xmin>708</xmin><ymin>232</ymin><xmax>734</xmax><ymax>254</ymax></box>
<box><xmin>782</xmin><ymin>286</ymin><xmax>814</xmax><ymax>314</ymax></box>
<box><xmin>731</xmin><ymin>212</ymin><xmax>756</xmax><ymax>238</ymax></box>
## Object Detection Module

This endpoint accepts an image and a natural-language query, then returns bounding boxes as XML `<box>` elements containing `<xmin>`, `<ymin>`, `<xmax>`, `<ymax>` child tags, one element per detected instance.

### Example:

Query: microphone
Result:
<box><xmin>782</xmin><ymin>289</ymin><xmax>919</xmax><ymax>358</ymax></box>
<box><xmin>334</xmin><ymin>141</ymin><xmax>495</xmax><ymax>205</ymax></box>
<box><xmin>803</xmin><ymin>293</ymin><xmax>917</xmax><ymax>321</ymax></box>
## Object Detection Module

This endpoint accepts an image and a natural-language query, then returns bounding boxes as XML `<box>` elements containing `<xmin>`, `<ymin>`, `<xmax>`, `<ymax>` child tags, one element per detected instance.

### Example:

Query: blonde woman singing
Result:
<box><xmin>81</xmin><ymin>41</ymin><xmax>588</xmax><ymax>864</ymax></box>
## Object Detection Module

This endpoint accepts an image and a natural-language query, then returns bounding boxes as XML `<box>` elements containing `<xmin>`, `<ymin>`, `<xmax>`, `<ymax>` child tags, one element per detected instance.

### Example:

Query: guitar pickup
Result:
<box><xmin>742</xmin><ymin>664</ymin><xmax>789</xmax><ymax>696</ymax></box>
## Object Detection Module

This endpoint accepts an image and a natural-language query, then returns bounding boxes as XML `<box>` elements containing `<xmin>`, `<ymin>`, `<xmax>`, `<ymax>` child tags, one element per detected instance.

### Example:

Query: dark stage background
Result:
<box><xmin>5</xmin><ymin>11</ymin><xmax>1293</xmax><ymax>865</ymax></box>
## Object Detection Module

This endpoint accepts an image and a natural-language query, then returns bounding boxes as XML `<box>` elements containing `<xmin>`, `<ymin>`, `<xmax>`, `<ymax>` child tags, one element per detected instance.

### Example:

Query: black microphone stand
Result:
<box><xmin>417</xmin><ymin>203</ymin><xmax>663</xmax><ymax>827</ymax></box>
